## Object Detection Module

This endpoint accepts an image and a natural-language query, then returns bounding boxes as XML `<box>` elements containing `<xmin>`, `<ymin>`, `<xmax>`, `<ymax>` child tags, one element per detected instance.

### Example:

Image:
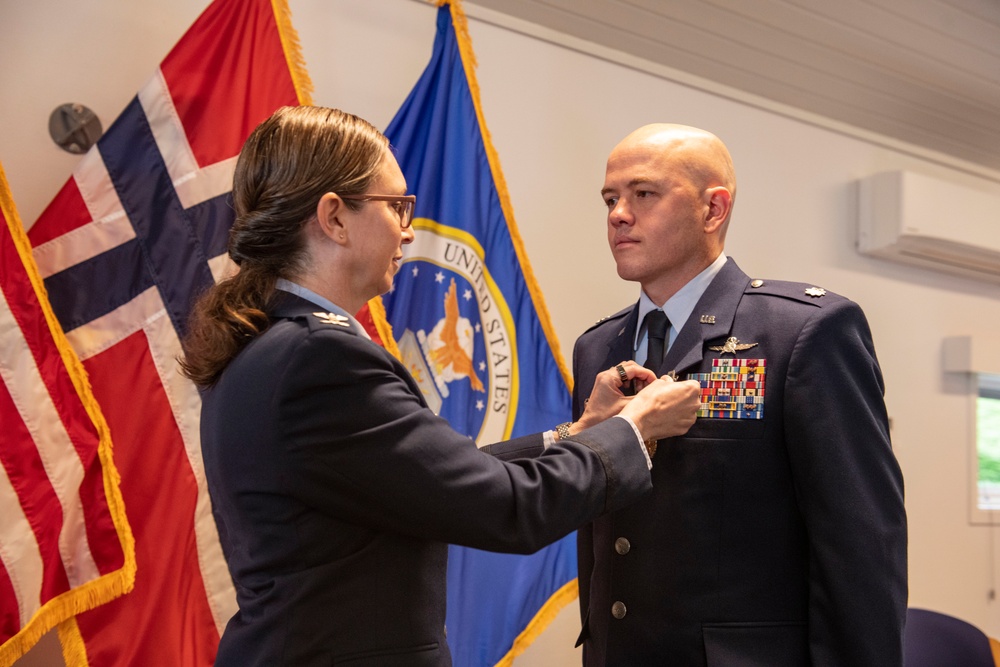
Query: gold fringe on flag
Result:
<box><xmin>495</xmin><ymin>579</ymin><xmax>579</xmax><ymax>666</ymax></box>
<box><xmin>367</xmin><ymin>296</ymin><xmax>401</xmax><ymax>359</ymax></box>
<box><xmin>271</xmin><ymin>0</ymin><xmax>315</xmax><ymax>105</ymax></box>
<box><xmin>57</xmin><ymin>617</ymin><xmax>90</xmax><ymax>667</ymax></box>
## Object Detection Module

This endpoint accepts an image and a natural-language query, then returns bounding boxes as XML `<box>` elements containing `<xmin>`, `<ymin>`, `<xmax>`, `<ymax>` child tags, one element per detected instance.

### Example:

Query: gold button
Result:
<box><xmin>611</xmin><ymin>601</ymin><xmax>627</xmax><ymax>619</ymax></box>
<box><xmin>750</xmin><ymin>279</ymin><xmax>764</xmax><ymax>288</ymax></box>
<box><xmin>614</xmin><ymin>537</ymin><xmax>631</xmax><ymax>555</ymax></box>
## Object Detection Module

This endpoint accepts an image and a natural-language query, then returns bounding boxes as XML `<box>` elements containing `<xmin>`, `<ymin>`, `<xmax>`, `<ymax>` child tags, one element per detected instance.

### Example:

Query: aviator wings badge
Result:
<box><xmin>709</xmin><ymin>336</ymin><xmax>759</xmax><ymax>356</ymax></box>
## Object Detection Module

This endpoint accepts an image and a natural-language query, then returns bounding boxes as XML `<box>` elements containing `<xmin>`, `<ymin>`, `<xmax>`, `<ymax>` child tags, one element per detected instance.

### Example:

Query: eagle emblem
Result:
<box><xmin>804</xmin><ymin>287</ymin><xmax>826</xmax><ymax>297</ymax></box>
<box><xmin>428</xmin><ymin>279</ymin><xmax>485</xmax><ymax>392</ymax></box>
<box><xmin>709</xmin><ymin>336</ymin><xmax>759</xmax><ymax>356</ymax></box>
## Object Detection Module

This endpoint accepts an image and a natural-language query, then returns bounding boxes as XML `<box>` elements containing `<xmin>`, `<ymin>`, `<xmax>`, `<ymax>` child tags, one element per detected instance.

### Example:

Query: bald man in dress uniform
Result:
<box><xmin>570</xmin><ymin>124</ymin><xmax>907</xmax><ymax>666</ymax></box>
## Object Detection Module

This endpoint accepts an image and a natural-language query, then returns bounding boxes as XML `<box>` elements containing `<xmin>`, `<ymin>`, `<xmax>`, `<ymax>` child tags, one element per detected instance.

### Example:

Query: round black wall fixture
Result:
<box><xmin>49</xmin><ymin>103</ymin><xmax>102</xmax><ymax>154</ymax></box>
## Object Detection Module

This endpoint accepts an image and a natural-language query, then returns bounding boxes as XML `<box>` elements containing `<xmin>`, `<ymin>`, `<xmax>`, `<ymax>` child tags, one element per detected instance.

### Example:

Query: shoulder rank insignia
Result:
<box><xmin>709</xmin><ymin>336</ymin><xmax>759</xmax><ymax>356</ymax></box>
<box><xmin>312</xmin><ymin>312</ymin><xmax>350</xmax><ymax>327</ymax></box>
<box><xmin>804</xmin><ymin>287</ymin><xmax>826</xmax><ymax>298</ymax></box>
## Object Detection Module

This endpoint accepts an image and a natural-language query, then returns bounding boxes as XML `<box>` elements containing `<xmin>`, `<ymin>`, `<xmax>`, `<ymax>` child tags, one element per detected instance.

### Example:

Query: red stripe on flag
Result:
<box><xmin>25</xmin><ymin>176</ymin><xmax>92</xmax><ymax>248</ymax></box>
<box><xmin>72</xmin><ymin>331</ymin><xmax>219</xmax><ymax>666</ymax></box>
<box><xmin>0</xmin><ymin>379</ymin><xmax>71</xmax><ymax>603</ymax></box>
<box><xmin>0</xmin><ymin>218</ymin><xmax>80</xmax><ymax>622</ymax></box>
<box><xmin>1</xmin><ymin>229</ymin><xmax>122</xmax><ymax>580</ymax></box>
<box><xmin>160</xmin><ymin>0</ymin><xmax>299</xmax><ymax>167</ymax></box>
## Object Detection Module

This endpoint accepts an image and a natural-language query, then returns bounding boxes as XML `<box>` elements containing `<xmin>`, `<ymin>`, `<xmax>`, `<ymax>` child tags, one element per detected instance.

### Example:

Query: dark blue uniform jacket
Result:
<box><xmin>201</xmin><ymin>291</ymin><xmax>652</xmax><ymax>666</ymax></box>
<box><xmin>572</xmin><ymin>258</ymin><xmax>907</xmax><ymax>667</ymax></box>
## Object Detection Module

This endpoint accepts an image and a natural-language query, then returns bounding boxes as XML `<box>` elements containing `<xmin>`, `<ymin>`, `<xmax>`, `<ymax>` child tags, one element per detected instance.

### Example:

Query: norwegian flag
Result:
<box><xmin>0</xmin><ymin>161</ymin><xmax>133</xmax><ymax>664</ymax></box>
<box><xmin>26</xmin><ymin>0</ymin><xmax>313</xmax><ymax>663</ymax></box>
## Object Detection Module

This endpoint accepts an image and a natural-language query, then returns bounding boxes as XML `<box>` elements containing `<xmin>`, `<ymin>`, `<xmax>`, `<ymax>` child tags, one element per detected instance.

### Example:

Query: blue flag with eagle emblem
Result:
<box><xmin>381</xmin><ymin>2</ymin><xmax>577</xmax><ymax>665</ymax></box>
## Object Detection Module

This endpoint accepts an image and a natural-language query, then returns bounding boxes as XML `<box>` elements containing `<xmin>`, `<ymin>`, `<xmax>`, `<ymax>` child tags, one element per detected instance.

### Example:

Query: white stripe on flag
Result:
<box><xmin>208</xmin><ymin>253</ymin><xmax>237</xmax><ymax>284</ymax></box>
<box><xmin>145</xmin><ymin>305</ymin><xmax>236</xmax><ymax>634</ymax></box>
<box><xmin>74</xmin><ymin>147</ymin><xmax>130</xmax><ymax>234</ymax></box>
<box><xmin>139</xmin><ymin>70</ymin><xmax>237</xmax><ymax>209</ymax></box>
<box><xmin>0</xmin><ymin>287</ymin><xmax>100</xmax><ymax>590</ymax></box>
<box><xmin>0</xmin><ymin>445</ymin><xmax>42</xmax><ymax>626</ymax></box>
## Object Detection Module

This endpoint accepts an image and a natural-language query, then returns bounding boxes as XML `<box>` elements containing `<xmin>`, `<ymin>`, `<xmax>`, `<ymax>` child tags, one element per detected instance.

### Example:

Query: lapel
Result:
<box><xmin>660</xmin><ymin>258</ymin><xmax>751</xmax><ymax>377</ymax></box>
<box><xmin>602</xmin><ymin>305</ymin><xmax>641</xmax><ymax>370</ymax></box>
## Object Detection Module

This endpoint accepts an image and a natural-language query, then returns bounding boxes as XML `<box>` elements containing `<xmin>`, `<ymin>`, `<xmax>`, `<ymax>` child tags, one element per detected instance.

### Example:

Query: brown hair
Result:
<box><xmin>180</xmin><ymin>106</ymin><xmax>389</xmax><ymax>387</ymax></box>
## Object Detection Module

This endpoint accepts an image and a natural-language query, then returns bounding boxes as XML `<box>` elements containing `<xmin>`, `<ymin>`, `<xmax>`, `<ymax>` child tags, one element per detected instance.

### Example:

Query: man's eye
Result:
<box><xmin>635</xmin><ymin>190</ymin><xmax>651</xmax><ymax>198</ymax></box>
<box><xmin>392</xmin><ymin>202</ymin><xmax>405</xmax><ymax>215</ymax></box>
<box><xmin>604</xmin><ymin>196</ymin><xmax>618</xmax><ymax>208</ymax></box>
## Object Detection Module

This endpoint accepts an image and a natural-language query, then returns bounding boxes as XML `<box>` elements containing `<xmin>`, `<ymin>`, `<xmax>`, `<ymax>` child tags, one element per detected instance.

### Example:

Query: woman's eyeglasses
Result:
<box><xmin>340</xmin><ymin>194</ymin><xmax>417</xmax><ymax>229</ymax></box>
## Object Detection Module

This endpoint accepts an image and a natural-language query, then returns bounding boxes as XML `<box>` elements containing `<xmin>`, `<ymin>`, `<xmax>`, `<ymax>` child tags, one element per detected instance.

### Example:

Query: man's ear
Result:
<box><xmin>316</xmin><ymin>192</ymin><xmax>349</xmax><ymax>245</ymax></box>
<box><xmin>703</xmin><ymin>186</ymin><xmax>732</xmax><ymax>234</ymax></box>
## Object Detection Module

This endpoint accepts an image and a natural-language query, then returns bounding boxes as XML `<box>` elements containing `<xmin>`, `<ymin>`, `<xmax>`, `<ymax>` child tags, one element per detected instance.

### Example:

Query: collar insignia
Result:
<box><xmin>312</xmin><ymin>312</ymin><xmax>350</xmax><ymax>327</ymax></box>
<box><xmin>700</xmin><ymin>315</ymin><xmax>716</xmax><ymax>324</ymax></box>
<box><xmin>709</xmin><ymin>336</ymin><xmax>759</xmax><ymax>356</ymax></box>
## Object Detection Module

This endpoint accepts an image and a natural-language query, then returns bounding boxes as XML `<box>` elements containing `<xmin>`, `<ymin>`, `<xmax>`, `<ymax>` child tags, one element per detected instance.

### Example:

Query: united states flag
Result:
<box><xmin>26</xmin><ymin>0</ymin><xmax>310</xmax><ymax>663</ymax></box>
<box><xmin>0</xmin><ymin>160</ymin><xmax>132</xmax><ymax>664</ymax></box>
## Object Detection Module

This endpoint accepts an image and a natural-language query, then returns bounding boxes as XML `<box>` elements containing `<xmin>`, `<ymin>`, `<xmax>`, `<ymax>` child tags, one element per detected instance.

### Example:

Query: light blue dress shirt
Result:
<box><xmin>274</xmin><ymin>278</ymin><xmax>371</xmax><ymax>340</ymax></box>
<box><xmin>633</xmin><ymin>253</ymin><xmax>727</xmax><ymax>367</ymax></box>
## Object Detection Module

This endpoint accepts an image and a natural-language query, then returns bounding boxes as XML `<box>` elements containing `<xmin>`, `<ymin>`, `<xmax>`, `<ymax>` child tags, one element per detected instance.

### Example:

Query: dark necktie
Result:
<box><xmin>640</xmin><ymin>309</ymin><xmax>669</xmax><ymax>459</ymax></box>
<box><xmin>643</xmin><ymin>310</ymin><xmax>669</xmax><ymax>373</ymax></box>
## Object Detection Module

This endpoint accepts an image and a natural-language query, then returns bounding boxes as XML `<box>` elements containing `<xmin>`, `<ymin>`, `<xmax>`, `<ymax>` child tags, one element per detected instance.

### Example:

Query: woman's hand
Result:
<box><xmin>576</xmin><ymin>361</ymin><xmax>656</xmax><ymax>431</ymax></box>
<box><xmin>618</xmin><ymin>375</ymin><xmax>701</xmax><ymax>442</ymax></box>
<box><xmin>554</xmin><ymin>362</ymin><xmax>655</xmax><ymax>440</ymax></box>
<box><xmin>555</xmin><ymin>362</ymin><xmax>701</xmax><ymax>444</ymax></box>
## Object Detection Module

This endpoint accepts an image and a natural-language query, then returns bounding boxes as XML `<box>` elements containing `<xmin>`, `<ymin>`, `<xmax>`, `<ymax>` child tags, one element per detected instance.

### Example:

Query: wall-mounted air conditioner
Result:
<box><xmin>857</xmin><ymin>171</ymin><xmax>1000</xmax><ymax>283</ymax></box>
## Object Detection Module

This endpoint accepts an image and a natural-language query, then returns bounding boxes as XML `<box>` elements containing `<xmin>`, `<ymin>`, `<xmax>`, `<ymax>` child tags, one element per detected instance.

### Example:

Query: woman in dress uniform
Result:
<box><xmin>181</xmin><ymin>105</ymin><xmax>700</xmax><ymax>666</ymax></box>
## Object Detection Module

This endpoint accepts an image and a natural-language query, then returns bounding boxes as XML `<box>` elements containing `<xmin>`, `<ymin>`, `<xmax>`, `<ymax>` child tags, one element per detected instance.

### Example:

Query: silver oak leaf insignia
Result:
<box><xmin>312</xmin><ymin>312</ymin><xmax>350</xmax><ymax>327</ymax></box>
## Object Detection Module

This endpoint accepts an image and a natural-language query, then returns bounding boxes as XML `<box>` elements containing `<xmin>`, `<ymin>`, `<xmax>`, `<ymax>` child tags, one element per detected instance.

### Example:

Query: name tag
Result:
<box><xmin>688</xmin><ymin>358</ymin><xmax>766</xmax><ymax>420</ymax></box>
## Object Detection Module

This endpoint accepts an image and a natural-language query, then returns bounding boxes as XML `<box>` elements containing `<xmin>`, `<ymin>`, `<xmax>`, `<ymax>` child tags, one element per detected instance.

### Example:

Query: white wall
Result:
<box><xmin>3</xmin><ymin>1</ymin><xmax>1000</xmax><ymax>665</ymax></box>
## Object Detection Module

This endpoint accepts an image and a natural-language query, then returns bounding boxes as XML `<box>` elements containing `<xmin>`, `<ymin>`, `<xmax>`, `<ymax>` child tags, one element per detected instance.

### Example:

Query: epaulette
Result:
<box><xmin>292</xmin><ymin>311</ymin><xmax>356</xmax><ymax>334</ymax></box>
<box><xmin>580</xmin><ymin>305</ymin><xmax>632</xmax><ymax>335</ymax></box>
<box><xmin>743</xmin><ymin>278</ymin><xmax>845</xmax><ymax>306</ymax></box>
